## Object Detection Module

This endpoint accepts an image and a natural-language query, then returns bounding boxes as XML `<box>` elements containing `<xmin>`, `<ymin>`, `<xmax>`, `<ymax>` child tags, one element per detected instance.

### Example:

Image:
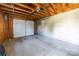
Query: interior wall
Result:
<box><xmin>13</xmin><ymin>19</ymin><xmax>34</xmax><ymax>38</ymax></box>
<box><xmin>3</xmin><ymin>15</ymin><xmax>13</xmax><ymax>40</ymax></box>
<box><xmin>8</xmin><ymin>16</ymin><xmax>13</xmax><ymax>39</ymax></box>
<box><xmin>38</xmin><ymin>8</ymin><xmax>79</xmax><ymax>45</ymax></box>
<box><xmin>4</xmin><ymin>15</ymin><xmax>10</xmax><ymax>40</ymax></box>
<box><xmin>0</xmin><ymin>14</ymin><xmax>13</xmax><ymax>44</ymax></box>
<box><xmin>0</xmin><ymin>14</ymin><xmax>4</xmax><ymax>44</ymax></box>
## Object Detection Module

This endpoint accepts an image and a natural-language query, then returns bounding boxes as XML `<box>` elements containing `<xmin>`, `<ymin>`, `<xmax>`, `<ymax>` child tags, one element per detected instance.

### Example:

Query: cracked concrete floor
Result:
<box><xmin>4</xmin><ymin>35</ymin><xmax>79</xmax><ymax>56</ymax></box>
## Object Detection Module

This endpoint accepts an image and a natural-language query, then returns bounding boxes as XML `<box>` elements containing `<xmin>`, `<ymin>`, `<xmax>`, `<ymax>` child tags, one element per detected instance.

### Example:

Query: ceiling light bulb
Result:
<box><xmin>36</xmin><ymin>7</ymin><xmax>44</xmax><ymax>12</ymax></box>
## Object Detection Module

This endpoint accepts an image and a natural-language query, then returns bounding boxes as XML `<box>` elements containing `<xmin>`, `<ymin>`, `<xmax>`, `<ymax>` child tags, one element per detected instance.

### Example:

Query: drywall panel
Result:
<box><xmin>39</xmin><ymin>8</ymin><xmax>79</xmax><ymax>45</ymax></box>
<box><xmin>13</xmin><ymin>19</ymin><xmax>34</xmax><ymax>38</ymax></box>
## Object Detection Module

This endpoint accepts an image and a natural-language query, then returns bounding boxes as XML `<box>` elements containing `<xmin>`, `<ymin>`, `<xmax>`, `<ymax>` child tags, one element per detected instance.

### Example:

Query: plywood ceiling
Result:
<box><xmin>0</xmin><ymin>3</ymin><xmax>79</xmax><ymax>20</ymax></box>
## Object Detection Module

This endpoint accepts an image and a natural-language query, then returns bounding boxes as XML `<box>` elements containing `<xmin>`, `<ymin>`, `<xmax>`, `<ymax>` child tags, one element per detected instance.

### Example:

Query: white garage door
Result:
<box><xmin>13</xmin><ymin>19</ymin><xmax>34</xmax><ymax>38</ymax></box>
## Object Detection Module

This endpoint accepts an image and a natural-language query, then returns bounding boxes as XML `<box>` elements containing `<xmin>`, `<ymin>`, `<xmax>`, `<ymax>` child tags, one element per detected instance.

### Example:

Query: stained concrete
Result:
<box><xmin>4</xmin><ymin>35</ymin><xmax>79</xmax><ymax>56</ymax></box>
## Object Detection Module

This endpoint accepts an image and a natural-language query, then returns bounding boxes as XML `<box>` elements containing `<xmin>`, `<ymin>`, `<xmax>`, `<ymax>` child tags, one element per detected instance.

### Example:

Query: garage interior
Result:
<box><xmin>0</xmin><ymin>3</ymin><xmax>79</xmax><ymax>56</ymax></box>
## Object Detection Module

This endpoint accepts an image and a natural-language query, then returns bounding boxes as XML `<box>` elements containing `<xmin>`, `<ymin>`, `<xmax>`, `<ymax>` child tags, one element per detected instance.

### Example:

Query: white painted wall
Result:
<box><xmin>38</xmin><ymin>8</ymin><xmax>79</xmax><ymax>45</ymax></box>
<box><xmin>13</xmin><ymin>19</ymin><xmax>34</xmax><ymax>38</ymax></box>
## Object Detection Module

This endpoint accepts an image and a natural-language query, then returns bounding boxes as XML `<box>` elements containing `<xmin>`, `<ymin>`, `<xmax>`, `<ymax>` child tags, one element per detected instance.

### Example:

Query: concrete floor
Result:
<box><xmin>4</xmin><ymin>35</ymin><xmax>79</xmax><ymax>56</ymax></box>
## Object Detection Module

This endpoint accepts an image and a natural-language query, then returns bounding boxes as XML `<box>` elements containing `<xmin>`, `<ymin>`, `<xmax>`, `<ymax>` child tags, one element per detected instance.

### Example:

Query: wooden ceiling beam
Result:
<box><xmin>0</xmin><ymin>8</ymin><xmax>43</xmax><ymax>19</ymax></box>
<box><xmin>49</xmin><ymin>3</ymin><xmax>57</xmax><ymax>14</ymax></box>
<box><xmin>0</xmin><ymin>4</ymin><xmax>31</xmax><ymax>14</ymax></box>
<box><xmin>31</xmin><ymin>14</ymin><xmax>42</xmax><ymax>18</ymax></box>
<box><xmin>0</xmin><ymin>10</ymin><xmax>27</xmax><ymax>16</ymax></box>
<box><xmin>33</xmin><ymin>3</ymin><xmax>53</xmax><ymax>15</ymax></box>
<box><xmin>0</xmin><ymin>7</ymin><xmax>29</xmax><ymax>15</ymax></box>
<box><xmin>15</xmin><ymin>3</ymin><xmax>35</xmax><ymax>12</ymax></box>
<box><xmin>15</xmin><ymin>3</ymin><xmax>46</xmax><ymax>17</ymax></box>
<box><xmin>40</xmin><ymin>4</ymin><xmax>54</xmax><ymax>13</ymax></box>
<box><xmin>0</xmin><ymin>5</ymin><xmax>44</xmax><ymax>17</ymax></box>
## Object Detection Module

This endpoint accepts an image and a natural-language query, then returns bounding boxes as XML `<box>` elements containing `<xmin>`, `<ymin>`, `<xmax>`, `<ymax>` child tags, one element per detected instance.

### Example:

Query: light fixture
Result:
<box><xmin>36</xmin><ymin>7</ymin><xmax>44</xmax><ymax>12</ymax></box>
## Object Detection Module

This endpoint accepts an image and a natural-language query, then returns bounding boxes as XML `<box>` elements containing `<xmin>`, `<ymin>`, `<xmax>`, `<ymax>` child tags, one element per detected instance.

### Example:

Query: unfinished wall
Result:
<box><xmin>8</xmin><ymin>16</ymin><xmax>13</xmax><ymax>39</ymax></box>
<box><xmin>13</xmin><ymin>19</ymin><xmax>34</xmax><ymax>38</ymax></box>
<box><xmin>38</xmin><ymin>8</ymin><xmax>79</xmax><ymax>45</ymax></box>
<box><xmin>3</xmin><ymin>15</ymin><xmax>13</xmax><ymax>40</ymax></box>
<box><xmin>0</xmin><ymin>14</ymin><xmax>4</xmax><ymax>44</ymax></box>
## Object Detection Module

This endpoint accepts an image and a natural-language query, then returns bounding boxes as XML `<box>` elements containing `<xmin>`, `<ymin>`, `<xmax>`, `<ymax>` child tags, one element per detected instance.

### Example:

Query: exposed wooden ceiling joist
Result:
<box><xmin>0</xmin><ymin>10</ymin><xmax>26</xmax><ymax>16</ymax></box>
<box><xmin>0</xmin><ymin>4</ymin><xmax>31</xmax><ymax>14</ymax></box>
<box><xmin>0</xmin><ymin>3</ymin><xmax>79</xmax><ymax>20</ymax></box>
<box><xmin>0</xmin><ymin>7</ymin><xmax>29</xmax><ymax>15</ymax></box>
<box><xmin>15</xmin><ymin>3</ymin><xmax>46</xmax><ymax>17</ymax></box>
<box><xmin>48</xmin><ymin>3</ymin><xmax>57</xmax><ymax>14</ymax></box>
<box><xmin>15</xmin><ymin>3</ymin><xmax>35</xmax><ymax>12</ymax></box>
<box><xmin>33</xmin><ymin>3</ymin><xmax>53</xmax><ymax>15</ymax></box>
